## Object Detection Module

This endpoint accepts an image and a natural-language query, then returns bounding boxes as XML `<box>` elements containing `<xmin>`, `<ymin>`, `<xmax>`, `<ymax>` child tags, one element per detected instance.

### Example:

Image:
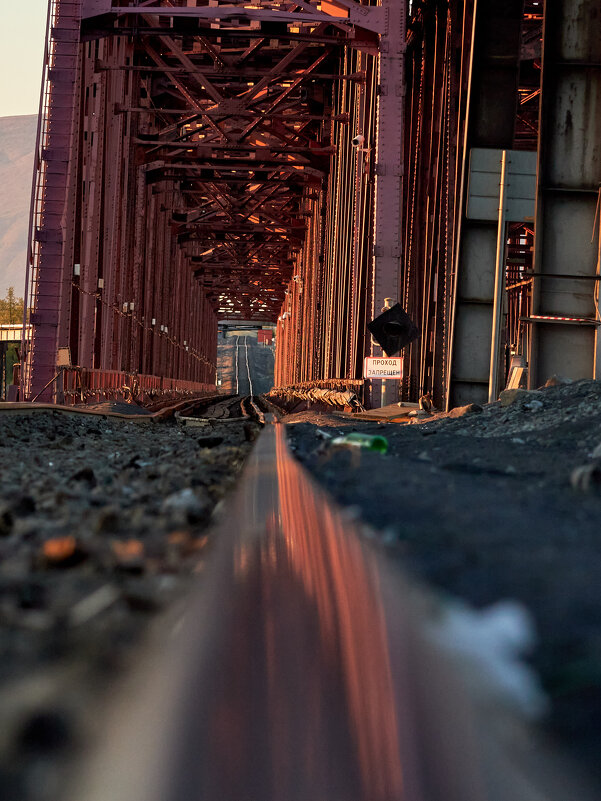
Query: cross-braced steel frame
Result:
<box><xmin>24</xmin><ymin>0</ymin><xmax>400</xmax><ymax>403</ymax></box>
<box><xmin>24</xmin><ymin>0</ymin><xmax>600</xmax><ymax>408</ymax></box>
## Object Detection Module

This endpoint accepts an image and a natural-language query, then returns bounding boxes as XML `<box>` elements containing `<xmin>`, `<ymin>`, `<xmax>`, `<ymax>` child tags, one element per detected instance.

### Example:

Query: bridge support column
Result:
<box><xmin>24</xmin><ymin>0</ymin><xmax>83</xmax><ymax>400</ymax></box>
<box><xmin>370</xmin><ymin>0</ymin><xmax>407</xmax><ymax>407</ymax></box>
<box><xmin>528</xmin><ymin>0</ymin><xmax>601</xmax><ymax>386</ymax></box>
<box><xmin>447</xmin><ymin>0</ymin><xmax>524</xmax><ymax>409</ymax></box>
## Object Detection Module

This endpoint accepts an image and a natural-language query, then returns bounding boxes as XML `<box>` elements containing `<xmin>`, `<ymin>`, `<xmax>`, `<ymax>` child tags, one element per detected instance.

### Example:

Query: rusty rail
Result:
<box><xmin>68</xmin><ymin>421</ymin><xmax>589</xmax><ymax>801</ymax></box>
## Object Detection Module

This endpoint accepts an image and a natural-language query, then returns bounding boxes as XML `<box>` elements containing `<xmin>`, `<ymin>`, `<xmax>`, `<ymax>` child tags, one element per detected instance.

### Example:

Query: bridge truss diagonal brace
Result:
<box><xmin>81</xmin><ymin>0</ymin><xmax>386</xmax><ymax>34</ymax></box>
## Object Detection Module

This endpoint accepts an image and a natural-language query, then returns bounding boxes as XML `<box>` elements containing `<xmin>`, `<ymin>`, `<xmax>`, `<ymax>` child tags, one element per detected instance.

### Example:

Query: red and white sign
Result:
<box><xmin>363</xmin><ymin>357</ymin><xmax>403</xmax><ymax>379</ymax></box>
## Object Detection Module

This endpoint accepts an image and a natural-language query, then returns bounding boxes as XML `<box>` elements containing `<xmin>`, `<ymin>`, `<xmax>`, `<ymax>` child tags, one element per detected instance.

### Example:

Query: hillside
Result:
<box><xmin>0</xmin><ymin>115</ymin><xmax>38</xmax><ymax>296</ymax></box>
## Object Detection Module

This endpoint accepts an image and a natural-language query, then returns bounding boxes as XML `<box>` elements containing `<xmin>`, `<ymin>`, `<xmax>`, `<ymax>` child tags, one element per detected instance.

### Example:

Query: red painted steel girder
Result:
<box><xmin>25</xmin><ymin>0</ymin><xmax>391</xmax><ymax>400</ymax></box>
<box><xmin>76</xmin><ymin>1</ymin><xmax>383</xmax><ymax>321</ymax></box>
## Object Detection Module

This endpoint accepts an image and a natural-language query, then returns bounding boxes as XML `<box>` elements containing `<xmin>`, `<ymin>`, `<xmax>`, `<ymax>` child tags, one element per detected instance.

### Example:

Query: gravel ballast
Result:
<box><xmin>0</xmin><ymin>408</ymin><xmax>258</xmax><ymax>800</ymax></box>
<box><xmin>287</xmin><ymin>379</ymin><xmax>601</xmax><ymax>785</ymax></box>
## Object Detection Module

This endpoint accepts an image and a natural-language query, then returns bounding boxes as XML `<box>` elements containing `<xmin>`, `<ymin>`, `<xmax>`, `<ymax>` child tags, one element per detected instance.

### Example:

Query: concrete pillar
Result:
<box><xmin>447</xmin><ymin>0</ymin><xmax>524</xmax><ymax>408</ymax></box>
<box><xmin>528</xmin><ymin>0</ymin><xmax>601</xmax><ymax>386</ymax></box>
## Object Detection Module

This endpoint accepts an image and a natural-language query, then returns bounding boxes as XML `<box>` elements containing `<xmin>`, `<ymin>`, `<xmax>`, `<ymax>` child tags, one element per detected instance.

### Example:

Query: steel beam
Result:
<box><xmin>27</xmin><ymin>0</ymin><xmax>390</xmax><ymax>401</ymax></box>
<box><xmin>447</xmin><ymin>0</ymin><xmax>525</xmax><ymax>409</ymax></box>
<box><xmin>370</xmin><ymin>0</ymin><xmax>407</xmax><ymax>406</ymax></box>
<box><xmin>25</xmin><ymin>0</ymin><xmax>83</xmax><ymax>400</ymax></box>
<box><xmin>528</xmin><ymin>0</ymin><xmax>601</xmax><ymax>385</ymax></box>
<box><xmin>82</xmin><ymin>1</ymin><xmax>386</xmax><ymax>34</ymax></box>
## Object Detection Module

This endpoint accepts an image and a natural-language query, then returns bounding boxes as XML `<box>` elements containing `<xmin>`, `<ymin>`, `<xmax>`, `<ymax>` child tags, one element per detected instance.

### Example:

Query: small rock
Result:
<box><xmin>161</xmin><ymin>488</ymin><xmax>211</xmax><ymax>524</ymax></box>
<box><xmin>69</xmin><ymin>585</ymin><xmax>121</xmax><ymax>626</ymax></box>
<box><xmin>244</xmin><ymin>422</ymin><xmax>260</xmax><ymax>442</ymax></box>
<box><xmin>499</xmin><ymin>388</ymin><xmax>542</xmax><ymax>407</ymax></box>
<box><xmin>111</xmin><ymin>540</ymin><xmax>145</xmax><ymax>573</ymax></box>
<box><xmin>121</xmin><ymin>576</ymin><xmax>180</xmax><ymax>613</ymax></box>
<box><xmin>511</xmin><ymin>438</ymin><xmax>526</xmax><ymax>445</ymax></box>
<box><xmin>41</xmin><ymin>536</ymin><xmax>87</xmax><ymax>568</ymax></box>
<box><xmin>69</xmin><ymin>466</ymin><xmax>97</xmax><ymax>488</ymax></box>
<box><xmin>123</xmin><ymin>584</ymin><xmax>161</xmax><ymax>613</ymax></box>
<box><xmin>196</xmin><ymin>435</ymin><xmax>224</xmax><ymax>449</ymax></box>
<box><xmin>523</xmin><ymin>399</ymin><xmax>544</xmax><ymax>412</ymax></box>
<box><xmin>16</xmin><ymin>709</ymin><xmax>73</xmax><ymax>755</ymax></box>
<box><xmin>570</xmin><ymin>463</ymin><xmax>601</xmax><ymax>492</ymax></box>
<box><xmin>448</xmin><ymin>403</ymin><xmax>483</xmax><ymax>418</ymax></box>
<box><xmin>95</xmin><ymin>507</ymin><xmax>120</xmax><ymax>534</ymax></box>
<box><xmin>543</xmin><ymin>375</ymin><xmax>572</xmax><ymax>388</ymax></box>
<box><xmin>0</xmin><ymin>505</ymin><xmax>14</xmax><ymax>537</ymax></box>
<box><xmin>419</xmin><ymin>392</ymin><xmax>437</xmax><ymax>413</ymax></box>
<box><xmin>381</xmin><ymin>528</ymin><xmax>398</xmax><ymax>546</ymax></box>
<box><xmin>12</xmin><ymin>496</ymin><xmax>36</xmax><ymax>516</ymax></box>
<box><xmin>18</xmin><ymin>581</ymin><xmax>47</xmax><ymax>611</ymax></box>
<box><xmin>341</xmin><ymin>505</ymin><xmax>362</xmax><ymax>521</ymax></box>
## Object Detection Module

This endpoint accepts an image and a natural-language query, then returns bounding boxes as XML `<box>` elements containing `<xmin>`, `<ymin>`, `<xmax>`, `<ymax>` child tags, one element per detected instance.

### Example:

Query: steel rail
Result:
<box><xmin>0</xmin><ymin>394</ymin><xmax>224</xmax><ymax>422</ymax></box>
<box><xmin>235</xmin><ymin>338</ymin><xmax>240</xmax><ymax>395</ymax></box>
<box><xmin>244</xmin><ymin>336</ymin><xmax>254</xmax><ymax>397</ymax></box>
<box><xmin>70</xmin><ymin>420</ymin><xmax>589</xmax><ymax>801</ymax></box>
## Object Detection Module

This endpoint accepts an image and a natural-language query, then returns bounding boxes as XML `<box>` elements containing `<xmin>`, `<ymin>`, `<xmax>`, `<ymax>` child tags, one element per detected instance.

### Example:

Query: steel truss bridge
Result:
<box><xmin>23</xmin><ymin>0</ymin><xmax>601</xmax><ymax>408</ymax></box>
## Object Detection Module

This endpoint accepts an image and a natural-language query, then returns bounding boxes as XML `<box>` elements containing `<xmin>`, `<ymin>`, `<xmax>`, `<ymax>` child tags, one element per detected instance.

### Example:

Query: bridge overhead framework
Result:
<box><xmin>23</xmin><ymin>0</ymin><xmax>601</xmax><ymax>407</ymax></box>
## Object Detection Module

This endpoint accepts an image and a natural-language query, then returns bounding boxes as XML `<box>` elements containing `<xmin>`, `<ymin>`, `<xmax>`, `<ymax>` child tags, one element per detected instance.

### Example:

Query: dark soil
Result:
<box><xmin>0</xmin><ymin>410</ymin><xmax>258</xmax><ymax>800</ymax></box>
<box><xmin>286</xmin><ymin>379</ymin><xmax>601</xmax><ymax>784</ymax></box>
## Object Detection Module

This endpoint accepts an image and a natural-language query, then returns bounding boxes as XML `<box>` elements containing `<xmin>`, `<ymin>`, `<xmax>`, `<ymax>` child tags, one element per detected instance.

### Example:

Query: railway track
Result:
<box><xmin>71</xmin><ymin>416</ymin><xmax>592</xmax><ymax>801</ymax></box>
<box><xmin>234</xmin><ymin>336</ymin><xmax>253</xmax><ymax>397</ymax></box>
<box><xmin>4</xmin><ymin>345</ymin><xmax>596</xmax><ymax>800</ymax></box>
<box><xmin>179</xmin><ymin>336</ymin><xmax>278</xmax><ymax>425</ymax></box>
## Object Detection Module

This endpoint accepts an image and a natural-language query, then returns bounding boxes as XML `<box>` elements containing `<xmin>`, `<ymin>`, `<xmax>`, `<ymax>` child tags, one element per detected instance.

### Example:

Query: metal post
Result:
<box><xmin>488</xmin><ymin>151</ymin><xmax>509</xmax><ymax>403</ymax></box>
<box><xmin>595</xmin><ymin>189</ymin><xmax>601</xmax><ymax>380</ymax></box>
<box><xmin>380</xmin><ymin>297</ymin><xmax>399</xmax><ymax>407</ymax></box>
<box><xmin>371</xmin><ymin>0</ymin><xmax>406</xmax><ymax>407</ymax></box>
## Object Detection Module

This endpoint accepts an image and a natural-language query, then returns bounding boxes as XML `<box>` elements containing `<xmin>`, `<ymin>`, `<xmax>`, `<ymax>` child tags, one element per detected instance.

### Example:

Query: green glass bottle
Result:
<box><xmin>331</xmin><ymin>432</ymin><xmax>388</xmax><ymax>454</ymax></box>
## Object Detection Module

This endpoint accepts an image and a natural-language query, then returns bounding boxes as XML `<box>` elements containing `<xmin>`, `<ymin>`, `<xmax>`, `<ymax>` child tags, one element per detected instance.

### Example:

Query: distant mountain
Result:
<box><xmin>0</xmin><ymin>115</ymin><xmax>38</xmax><ymax>297</ymax></box>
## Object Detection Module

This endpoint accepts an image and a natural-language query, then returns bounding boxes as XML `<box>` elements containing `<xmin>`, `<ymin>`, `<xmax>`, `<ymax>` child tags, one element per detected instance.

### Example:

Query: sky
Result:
<box><xmin>0</xmin><ymin>1</ymin><xmax>49</xmax><ymax>118</ymax></box>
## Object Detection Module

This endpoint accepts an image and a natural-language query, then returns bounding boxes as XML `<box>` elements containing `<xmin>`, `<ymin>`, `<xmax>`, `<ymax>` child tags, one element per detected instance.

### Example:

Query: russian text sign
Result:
<box><xmin>363</xmin><ymin>357</ymin><xmax>403</xmax><ymax>379</ymax></box>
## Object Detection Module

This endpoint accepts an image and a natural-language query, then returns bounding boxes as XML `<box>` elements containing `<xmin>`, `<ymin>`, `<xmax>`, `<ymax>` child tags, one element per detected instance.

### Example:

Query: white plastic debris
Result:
<box><xmin>425</xmin><ymin>599</ymin><xmax>548</xmax><ymax>719</ymax></box>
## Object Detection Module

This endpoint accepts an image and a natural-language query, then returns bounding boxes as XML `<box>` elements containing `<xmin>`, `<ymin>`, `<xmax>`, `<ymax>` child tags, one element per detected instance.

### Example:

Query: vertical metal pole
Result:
<box><xmin>488</xmin><ymin>150</ymin><xmax>509</xmax><ymax>403</ymax></box>
<box><xmin>371</xmin><ymin>0</ymin><xmax>406</xmax><ymax>407</ymax></box>
<box><xmin>380</xmin><ymin>296</ymin><xmax>398</xmax><ymax>407</ymax></box>
<box><xmin>592</xmin><ymin>189</ymin><xmax>601</xmax><ymax>380</ymax></box>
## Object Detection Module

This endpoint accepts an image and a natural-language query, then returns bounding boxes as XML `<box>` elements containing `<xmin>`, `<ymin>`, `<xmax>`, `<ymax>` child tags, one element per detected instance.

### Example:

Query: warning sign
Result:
<box><xmin>363</xmin><ymin>357</ymin><xmax>403</xmax><ymax>379</ymax></box>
